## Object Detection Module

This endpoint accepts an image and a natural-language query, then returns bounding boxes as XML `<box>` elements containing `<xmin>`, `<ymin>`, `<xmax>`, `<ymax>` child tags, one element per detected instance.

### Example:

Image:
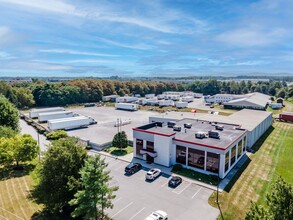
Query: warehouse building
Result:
<box><xmin>133</xmin><ymin>109</ymin><xmax>272</xmax><ymax>178</ymax></box>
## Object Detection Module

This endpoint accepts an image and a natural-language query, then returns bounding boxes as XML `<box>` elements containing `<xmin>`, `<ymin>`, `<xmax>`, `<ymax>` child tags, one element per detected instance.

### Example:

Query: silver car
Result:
<box><xmin>145</xmin><ymin>168</ymin><xmax>161</xmax><ymax>180</ymax></box>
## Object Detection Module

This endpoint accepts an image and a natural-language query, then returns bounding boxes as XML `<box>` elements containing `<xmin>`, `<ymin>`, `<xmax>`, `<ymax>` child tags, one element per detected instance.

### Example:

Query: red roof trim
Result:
<box><xmin>173</xmin><ymin>138</ymin><xmax>225</xmax><ymax>150</ymax></box>
<box><xmin>133</xmin><ymin>128</ymin><xmax>176</xmax><ymax>137</ymax></box>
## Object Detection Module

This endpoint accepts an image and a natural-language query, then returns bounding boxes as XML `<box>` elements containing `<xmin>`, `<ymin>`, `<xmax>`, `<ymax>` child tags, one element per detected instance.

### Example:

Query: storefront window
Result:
<box><xmin>188</xmin><ymin>148</ymin><xmax>205</xmax><ymax>170</ymax></box>
<box><xmin>146</xmin><ymin>141</ymin><xmax>154</xmax><ymax>151</ymax></box>
<box><xmin>237</xmin><ymin>141</ymin><xmax>242</xmax><ymax>159</ymax></box>
<box><xmin>136</xmin><ymin>139</ymin><xmax>143</xmax><ymax>157</ymax></box>
<box><xmin>243</xmin><ymin>136</ymin><xmax>247</xmax><ymax>150</ymax></box>
<box><xmin>225</xmin><ymin>151</ymin><xmax>229</xmax><ymax>173</ymax></box>
<box><xmin>176</xmin><ymin>145</ymin><xmax>186</xmax><ymax>165</ymax></box>
<box><xmin>206</xmin><ymin>152</ymin><xmax>219</xmax><ymax>174</ymax></box>
<box><xmin>231</xmin><ymin>145</ymin><xmax>236</xmax><ymax>166</ymax></box>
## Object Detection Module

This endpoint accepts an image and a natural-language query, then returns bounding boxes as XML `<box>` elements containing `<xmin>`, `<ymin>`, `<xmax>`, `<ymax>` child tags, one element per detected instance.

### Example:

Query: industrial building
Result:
<box><xmin>133</xmin><ymin>109</ymin><xmax>272</xmax><ymax>178</ymax></box>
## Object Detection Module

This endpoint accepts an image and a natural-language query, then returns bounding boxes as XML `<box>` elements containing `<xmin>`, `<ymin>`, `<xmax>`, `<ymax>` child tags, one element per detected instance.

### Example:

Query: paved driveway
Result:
<box><xmin>93</xmin><ymin>153</ymin><xmax>219</xmax><ymax>220</ymax></box>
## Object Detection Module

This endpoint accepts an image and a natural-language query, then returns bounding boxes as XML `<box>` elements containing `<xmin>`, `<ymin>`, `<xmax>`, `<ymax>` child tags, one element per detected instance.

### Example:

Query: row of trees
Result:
<box><xmin>1</xmin><ymin>79</ymin><xmax>293</xmax><ymax>108</ymax></box>
<box><xmin>32</xmin><ymin>137</ymin><xmax>118</xmax><ymax>219</ymax></box>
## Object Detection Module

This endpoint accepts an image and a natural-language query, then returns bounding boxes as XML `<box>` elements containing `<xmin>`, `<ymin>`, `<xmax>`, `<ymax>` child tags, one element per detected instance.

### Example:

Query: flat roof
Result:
<box><xmin>149</xmin><ymin>109</ymin><xmax>272</xmax><ymax>131</ymax></box>
<box><xmin>135</xmin><ymin>118</ymin><xmax>246</xmax><ymax>150</ymax></box>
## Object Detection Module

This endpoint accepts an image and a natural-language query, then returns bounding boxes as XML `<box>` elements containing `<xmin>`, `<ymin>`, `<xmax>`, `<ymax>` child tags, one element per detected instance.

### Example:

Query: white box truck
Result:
<box><xmin>38</xmin><ymin>111</ymin><xmax>77</xmax><ymax>123</ymax></box>
<box><xmin>175</xmin><ymin>101</ymin><xmax>188</xmax><ymax>108</ymax></box>
<box><xmin>182</xmin><ymin>96</ymin><xmax>194</xmax><ymax>103</ymax></box>
<box><xmin>29</xmin><ymin>107</ymin><xmax>65</xmax><ymax>118</ymax></box>
<box><xmin>145</xmin><ymin>94</ymin><xmax>155</xmax><ymax>99</ymax></box>
<box><xmin>48</xmin><ymin>116</ymin><xmax>97</xmax><ymax>131</ymax></box>
<box><xmin>115</xmin><ymin>103</ymin><xmax>138</xmax><ymax>111</ymax></box>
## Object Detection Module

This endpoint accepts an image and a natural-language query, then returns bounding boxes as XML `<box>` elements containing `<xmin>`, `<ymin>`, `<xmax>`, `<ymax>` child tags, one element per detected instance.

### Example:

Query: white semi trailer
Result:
<box><xmin>182</xmin><ymin>96</ymin><xmax>194</xmax><ymax>103</ymax></box>
<box><xmin>115</xmin><ymin>103</ymin><xmax>138</xmax><ymax>111</ymax></box>
<box><xmin>175</xmin><ymin>101</ymin><xmax>188</xmax><ymax>108</ymax></box>
<box><xmin>29</xmin><ymin>107</ymin><xmax>65</xmax><ymax>118</ymax></box>
<box><xmin>38</xmin><ymin>111</ymin><xmax>77</xmax><ymax>123</ymax></box>
<box><xmin>159</xmin><ymin>100</ymin><xmax>174</xmax><ymax>107</ymax></box>
<box><xmin>48</xmin><ymin>116</ymin><xmax>97</xmax><ymax>131</ymax></box>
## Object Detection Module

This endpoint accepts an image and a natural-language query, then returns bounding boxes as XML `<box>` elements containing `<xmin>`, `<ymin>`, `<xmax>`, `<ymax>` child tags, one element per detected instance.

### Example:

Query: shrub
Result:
<box><xmin>85</xmin><ymin>146</ymin><xmax>92</xmax><ymax>150</ymax></box>
<box><xmin>46</xmin><ymin>130</ymin><xmax>68</xmax><ymax>140</ymax></box>
<box><xmin>172</xmin><ymin>164</ymin><xmax>183</xmax><ymax>172</ymax></box>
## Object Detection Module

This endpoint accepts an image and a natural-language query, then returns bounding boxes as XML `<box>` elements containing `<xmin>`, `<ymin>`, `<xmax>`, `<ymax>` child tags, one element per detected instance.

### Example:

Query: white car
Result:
<box><xmin>145</xmin><ymin>168</ymin><xmax>161</xmax><ymax>180</ymax></box>
<box><xmin>145</xmin><ymin>210</ymin><xmax>168</xmax><ymax>220</ymax></box>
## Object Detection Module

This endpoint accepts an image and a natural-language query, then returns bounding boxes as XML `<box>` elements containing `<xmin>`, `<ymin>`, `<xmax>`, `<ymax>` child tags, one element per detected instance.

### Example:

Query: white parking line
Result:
<box><xmin>161</xmin><ymin>181</ymin><xmax>169</xmax><ymax>188</ymax></box>
<box><xmin>192</xmin><ymin>187</ymin><xmax>202</xmax><ymax>199</ymax></box>
<box><xmin>111</xmin><ymin>202</ymin><xmax>134</xmax><ymax>218</ymax></box>
<box><xmin>113</xmin><ymin>197</ymin><xmax>122</xmax><ymax>204</ymax></box>
<box><xmin>173</xmin><ymin>182</ymin><xmax>191</xmax><ymax>194</ymax></box>
<box><xmin>128</xmin><ymin>207</ymin><xmax>145</xmax><ymax>220</ymax></box>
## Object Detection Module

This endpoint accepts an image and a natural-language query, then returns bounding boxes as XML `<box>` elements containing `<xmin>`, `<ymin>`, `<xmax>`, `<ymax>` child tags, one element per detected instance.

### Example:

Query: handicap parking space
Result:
<box><xmin>97</xmin><ymin>154</ymin><xmax>219</xmax><ymax>220</ymax></box>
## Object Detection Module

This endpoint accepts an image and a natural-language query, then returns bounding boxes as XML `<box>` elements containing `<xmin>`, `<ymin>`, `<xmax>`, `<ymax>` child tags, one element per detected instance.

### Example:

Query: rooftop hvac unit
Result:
<box><xmin>167</xmin><ymin>121</ymin><xmax>176</xmax><ymax>128</ymax></box>
<box><xmin>215</xmin><ymin>125</ymin><xmax>224</xmax><ymax>131</ymax></box>
<box><xmin>173</xmin><ymin>126</ymin><xmax>181</xmax><ymax>132</ymax></box>
<box><xmin>184</xmin><ymin>123</ymin><xmax>192</xmax><ymax>129</ymax></box>
<box><xmin>195</xmin><ymin>131</ymin><xmax>208</xmax><ymax>139</ymax></box>
<box><xmin>208</xmin><ymin>130</ymin><xmax>220</xmax><ymax>139</ymax></box>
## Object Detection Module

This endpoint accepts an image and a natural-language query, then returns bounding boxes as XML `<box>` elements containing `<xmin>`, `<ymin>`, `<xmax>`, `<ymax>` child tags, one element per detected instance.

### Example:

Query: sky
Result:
<box><xmin>0</xmin><ymin>0</ymin><xmax>292</xmax><ymax>77</ymax></box>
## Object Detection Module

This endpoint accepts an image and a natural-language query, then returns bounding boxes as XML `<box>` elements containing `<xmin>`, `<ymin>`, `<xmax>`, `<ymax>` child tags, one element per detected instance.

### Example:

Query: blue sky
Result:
<box><xmin>0</xmin><ymin>0</ymin><xmax>292</xmax><ymax>77</ymax></box>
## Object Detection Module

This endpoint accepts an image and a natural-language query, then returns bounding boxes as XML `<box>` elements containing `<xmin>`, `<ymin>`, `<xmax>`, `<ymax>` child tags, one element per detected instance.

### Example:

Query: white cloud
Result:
<box><xmin>216</xmin><ymin>28</ymin><xmax>287</xmax><ymax>47</ymax></box>
<box><xmin>96</xmin><ymin>37</ymin><xmax>154</xmax><ymax>50</ymax></box>
<box><xmin>39</xmin><ymin>49</ymin><xmax>117</xmax><ymax>57</ymax></box>
<box><xmin>0</xmin><ymin>0</ymin><xmax>77</xmax><ymax>15</ymax></box>
<box><xmin>0</xmin><ymin>51</ymin><xmax>14</xmax><ymax>59</ymax></box>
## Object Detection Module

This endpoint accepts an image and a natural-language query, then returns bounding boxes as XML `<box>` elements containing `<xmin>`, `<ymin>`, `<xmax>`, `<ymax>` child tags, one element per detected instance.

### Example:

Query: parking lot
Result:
<box><xmin>94</xmin><ymin>154</ymin><xmax>219</xmax><ymax>220</ymax></box>
<box><xmin>65</xmin><ymin>107</ymin><xmax>157</xmax><ymax>145</ymax></box>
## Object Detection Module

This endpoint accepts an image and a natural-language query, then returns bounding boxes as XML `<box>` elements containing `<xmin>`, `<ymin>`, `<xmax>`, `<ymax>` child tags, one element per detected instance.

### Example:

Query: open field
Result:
<box><xmin>209</xmin><ymin>121</ymin><xmax>293</xmax><ymax>220</ymax></box>
<box><xmin>0</xmin><ymin>164</ymin><xmax>42</xmax><ymax>220</ymax></box>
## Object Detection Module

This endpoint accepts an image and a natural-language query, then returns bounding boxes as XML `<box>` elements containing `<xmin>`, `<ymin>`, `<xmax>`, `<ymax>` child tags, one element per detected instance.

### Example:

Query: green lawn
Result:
<box><xmin>104</xmin><ymin>146</ymin><xmax>133</xmax><ymax>156</ymax></box>
<box><xmin>171</xmin><ymin>166</ymin><xmax>221</xmax><ymax>186</ymax></box>
<box><xmin>0</xmin><ymin>163</ymin><xmax>42</xmax><ymax>219</ymax></box>
<box><xmin>208</xmin><ymin>121</ymin><xmax>293</xmax><ymax>220</ymax></box>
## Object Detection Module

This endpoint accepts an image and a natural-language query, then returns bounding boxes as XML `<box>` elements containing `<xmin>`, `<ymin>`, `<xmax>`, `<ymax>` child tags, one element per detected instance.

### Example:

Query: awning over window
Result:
<box><xmin>140</xmin><ymin>149</ymin><xmax>157</xmax><ymax>158</ymax></box>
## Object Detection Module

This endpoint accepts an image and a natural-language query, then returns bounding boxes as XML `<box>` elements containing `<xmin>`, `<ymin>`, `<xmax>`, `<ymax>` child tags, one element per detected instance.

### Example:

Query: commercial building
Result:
<box><xmin>133</xmin><ymin>109</ymin><xmax>272</xmax><ymax>178</ymax></box>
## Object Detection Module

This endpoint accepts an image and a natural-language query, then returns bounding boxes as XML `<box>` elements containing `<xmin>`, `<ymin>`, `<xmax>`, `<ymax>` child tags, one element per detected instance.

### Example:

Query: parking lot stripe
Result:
<box><xmin>192</xmin><ymin>187</ymin><xmax>202</xmax><ymax>199</ymax></box>
<box><xmin>128</xmin><ymin>207</ymin><xmax>145</xmax><ymax>220</ymax></box>
<box><xmin>111</xmin><ymin>202</ymin><xmax>134</xmax><ymax>218</ymax></box>
<box><xmin>113</xmin><ymin>197</ymin><xmax>122</xmax><ymax>204</ymax></box>
<box><xmin>161</xmin><ymin>181</ymin><xmax>169</xmax><ymax>188</ymax></box>
<box><xmin>173</xmin><ymin>182</ymin><xmax>191</xmax><ymax>194</ymax></box>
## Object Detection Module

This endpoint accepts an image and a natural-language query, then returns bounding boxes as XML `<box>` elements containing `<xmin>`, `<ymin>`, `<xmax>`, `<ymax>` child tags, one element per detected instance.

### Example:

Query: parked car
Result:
<box><xmin>168</xmin><ymin>176</ymin><xmax>182</xmax><ymax>187</ymax></box>
<box><xmin>145</xmin><ymin>210</ymin><xmax>168</xmax><ymax>220</ymax></box>
<box><xmin>145</xmin><ymin>168</ymin><xmax>161</xmax><ymax>180</ymax></box>
<box><xmin>125</xmin><ymin>163</ymin><xmax>142</xmax><ymax>174</ymax></box>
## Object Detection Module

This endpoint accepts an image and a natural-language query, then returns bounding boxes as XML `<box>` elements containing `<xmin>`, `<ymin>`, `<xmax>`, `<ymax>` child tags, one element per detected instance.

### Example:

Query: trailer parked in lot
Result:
<box><xmin>279</xmin><ymin>112</ymin><xmax>293</xmax><ymax>122</ymax></box>
<box><xmin>115</xmin><ymin>103</ymin><xmax>138</xmax><ymax>111</ymax></box>
<box><xmin>48</xmin><ymin>116</ymin><xmax>97</xmax><ymax>131</ymax></box>
<box><xmin>182</xmin><ymin>96</ymin><xmax>194</xmax><ymax>103</ymax></box>
<box><xmin>159</xmin><ymin>100</ymin><xmax>174</xmax><ymax>107</ymax></box>
<box><xmin>29</xmin><ymin>107</ymin><xmax>65</xmax><ymax>118</ymax></box>
<box><xmin>116</xmin><ymin>96</ymin><xmax>138</xmax><ymax>103</ymax></box>
<box><xmin>175</xmin><ymin>101</ymin><xmax>188</xmax><ymax>108</ymax></box>
<box><xmin>38</xmin><ymin>111</ymin><xmax>77</xmax><ymax>122</ymax></box>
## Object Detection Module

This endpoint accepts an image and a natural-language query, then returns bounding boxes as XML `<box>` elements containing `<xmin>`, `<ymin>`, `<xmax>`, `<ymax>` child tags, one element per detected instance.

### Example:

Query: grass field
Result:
<box><xmin>0</xmin><ymin>164</ymin><xmax>42</xmax><ymax>220</ymax></box>
<box><xmin>209</xmin><ymin>121</ymin><xmax>293</xmax><ymax>220</ymax></box>
<box><xmin>104</xmin><ymin>145</ymin><xmax>133</xmax><ymax>156</ymax></box>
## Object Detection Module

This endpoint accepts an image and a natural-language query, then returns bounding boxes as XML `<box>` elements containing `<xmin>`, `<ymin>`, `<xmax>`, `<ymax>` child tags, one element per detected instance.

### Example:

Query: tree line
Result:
<box><xmin>1</xmin><ymin>79</ymin><xmax>293</xmax><ymax>108</ymax></box>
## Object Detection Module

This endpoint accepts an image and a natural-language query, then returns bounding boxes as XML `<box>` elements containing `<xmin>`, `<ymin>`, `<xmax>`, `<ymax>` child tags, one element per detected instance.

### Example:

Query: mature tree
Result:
<box><xmin>0</xmin><ymin>95</ymin><xmax>19</xmax><ymax>131</ymax></box>
<box><xmin>246</xmin><ymin>177</ymin><xmax>293</xmax><ymax>220</ymax></box>
<box><xmin>70</xmin><ymin>155</ymin><xmax>118</xmax><ymax>220</ymax></box>
<box><xmin>0</xmin><ymin>126</ymin><xmax>17</xmax><ymax>138</ymax></box>
<box><xmin>13</xmin><ymin>87</ymin><xmax>35</xmax><ymax>108</ymax></box>
<box><xmin>112</xmin><ymin>131</ymin><xmax>128</xmax><ymax>150</ymax></box>
<box><xmin>276</xmin><ymin>88</ymin><xmax>286</xmax><ymax>99</ymax></box>
<box><xmin>12</xmin><ymin>134</ymin><xmax>39</xmax><ymax>168</ymax></box>
<box><xmin>0</xmin><ymin>137</ymin><xmax>14</xmax><ymax>165</ymax></box>
<box><xmin>33</xmin><ymin>138</ymin><xmax>87</xmax><ymax>214</ymax></box>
